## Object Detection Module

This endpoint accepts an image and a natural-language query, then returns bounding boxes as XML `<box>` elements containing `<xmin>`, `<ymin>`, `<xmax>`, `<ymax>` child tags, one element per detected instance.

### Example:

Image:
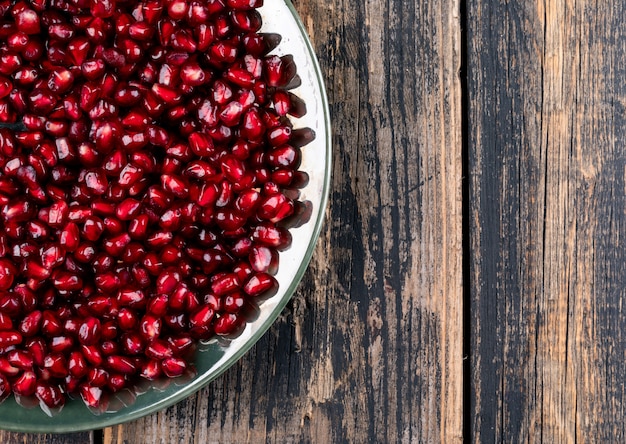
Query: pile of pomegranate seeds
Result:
<box><xmin>0</xmin><ymin>0</ymin><xmax>307</xmax><ymax>412</ymax></box>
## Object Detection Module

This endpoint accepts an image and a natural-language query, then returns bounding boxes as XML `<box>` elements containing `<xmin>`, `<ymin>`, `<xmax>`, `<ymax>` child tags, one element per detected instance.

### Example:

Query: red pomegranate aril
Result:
<box><xmin>151</xmin><ymin>83</ymin><xmax>182</xmax><ymax>105</ymax></box>
<box><xmin>14</xmin><ymin>67</ymin><xmax>38</xmax><ymax>86</ymax></box>
<box><xmin>0</xmin><ymin>76</ymin><xmax>11</xmax><ymax>100</ymax></box>
<box><xmin>52</xmin><ymin>271</ymin><xmax>83</xmax><ymax>292</ymax></box>
<box><xmin>28</xmin><ymin>88</ymin><xmax>56</xmax><ymax>115</ymax></box>
<box><xmin>209</xmin><ymin>41</ymin><xmax>238</xmax><ymax>64</ymax></box>
<box><xmin>106</xmin><ymin>355</ymin><xmax>136</xmax><ymax>374</ymax></box>
<box><xmin>18</xmin><ymin>309</ymin><xmax>42</xmax><ymax>337</ymax></box>
<box><xmin>241</xmin><ymin>107</ymin><xmax>265</xmax><ymax>140</ymax></box>
<box><xmin>103</xmin><ymin>233</ymin><xmax>131</xmax><ymax>257</ymax></box>
<box><xmin>114</xmin><ymin>198</ymin><xmax>141</xmax><ymax>221</ymax></box>
<box><xmin>91</xmin><ymin>0</ymin><xmax>115</xmax><ymax>18</ymax></box>
<box><xmin>60</xmin><ymin>222</ymin><xmax>80</xmax><ymax>252</ymax></box>
<box><xmin>145</xmin><ymin>339</ymin><xmax>173</xmax><ymax>360</ymax></box>
<box><xmin>223</xmin><ymin>291</ymin><xmax>245</xmax><ymax>313</ymax></box>
<box><xmin>21</xmin><ymin>37</ymin><xmax>43</xmax><ymax>61</ymax></box>
<box><xmin>161</xmin><ymin>357</ymin><xmax>185</xmax><ymax>377</ymax></box>
<box><xmin>80</xmin><ymin>84</ymin><xmax>99</xmax><ymax>114</ymax></box>
<box><xmin>48</xmin><ymin>68</ymin><xmax>74</xmax><ymax>93</ymax></box>
<box><xmin>66</xmin><ymin>351</ymin><xmax>88</xmax><ymax>378</ymax></box>
<box><xmin>219</xmin><ymin>101</ymin><xmax>244</xmax><ymax>126</ymax></box>
<box><xmin>227</xmin><ymin>0</ymin><xmax>263</xmax><ymax>9</ymax></box>
<box><xmin>7</xmin><ymin>349</ymin><xmax>33</xmax><ymax>371</ymax></box>
<box><xmin>43</xmin><ymin>353</ymin><xmax>68</xmax><ymax>378</ymax></box>
<box><xmin>86</xmin><ymin>17</ymin><xmax>109</xmax><ymax>43</ymax></box>
<box><xmin>77</xmin><ymin>317</ymin><xmax>101</xmax><ymax>346</ymax></box>
<box><xmin>81</xmin><ymin>59</ymin><xmax>106</xmax><ymax>80</ymax></box>
<box><xmin>35</xmin><ymin>382</ymin><xmax>65</xmax><ymax>409</ymax></box>
<box><xmin>139</xmin><ymin>314</ymin><xmax>162</xmax><ymax>341</ymax></box>
<box><xmin>117</xmin><ymin>307</ymin><xmax>138</xmax><ymax>331</ymax></box>
<box><xmin>94</xmin><ymin>272</ymin><xmax>121</xmax><ymax>292</ymax></box>
<box><xmin>244</xmin><ymin>272</ymin><xmax>277</xmax><ymax>297</ymax></box>
<box><xmin>249</xmin><ymin>245</ymin><xmax>277</xmax><ymax>273</ymax></box>
<box><xmin>189</xmin><ymin>305</ymin><xmax>214</xmax><ymax>328</ymax></box>
<box><xmin>80</xmin><ymin>345</ymin><xmax>103</xmax><ymax>368</ymax></box>
<box><xmin>99</xmin><ymin>340</ymin><xmax>118</xmax><ymax>356</ymax></box>
<box><xmin>0</xmin><ymin>355</ymin><xmax>19</xmax><ymax>378</ymax></box>
<box><xmin>180</xmin><ymin>62</ymin><xmax>206</xmax><ymax>86</ymax></box>
<box><xmin>120</xmin><ymin>331</ymin><xmax>144</xmax><ymax>356</ymax></box>
<box><xmin>129</xmin><ymin>21</ymin><xmax>153</xmax><ymax>40</ymax></box>
<box><xmin>118</xmin><ymin>289</ymin><xmax>146</xmax><ymax>308</ymax></box>
<box><xmin>160</xmin><ymin>174</ymin><xmax>188</xmax><ymax>198</ymax></box>
<box><xmin>0</xmin><ymin>312</ymin><xmax>12</xmax><ymax>331</ymax></box>
<box><xmin>0</xmin><ymin>373</ymin><xmax>9</xmax><ymax>400</ymax></box>
<box><xmin>48</xmin><ymin>23</ymin><xmax>74</xmax><ymax>41</ymax></box>
<box><xmin>41</xmin><ymin>311</ymin><xmax>64</xmax><ymax>337</ymax></box>
<box><xmin>15</xmin><ymin>8</ymin><xmax>40</xmax><ymax>35</ymax></box>
<box><xmin>118</xmin><ymin>164</ymin><xmax>143</xmax><ymax>188</ymax></box>
<box><xmin>13</xmin><ymin>370</ymin><xmax>36</xmax><ymax>396</ymax></box>
<box><xmin>0</xmin><ymin>259</ymin><xmax>16</xmax><ymax>290</ymax></box>
<box><xmin>231</xmin><ymin>9</ymin><xmax>262</xmax><ymax>32</ymax></box>
<box><xmin>80</xmin><ymin>384</ymin><xmax>105</xmax><ymax>408</ymax></box>
<box><xmin>213</xmin><ymin>313</ymin><xmax>242</xmax><ymax>336</ymax></box>
<box><xmin>187</xmin><ymin>132</ymin><xmax>214</xmax><ymax>157</ymax></box>
<box><xmin>267</xmin><ymin>126</ymin><xmax>292</xmax><ymax>147</ymax></box>
<box><xmin>122</xmin><ymin>110</ymin><xmax>149</xmax><ymax>129</ymax></box>
<box><xmin>211</xmin><ymin>273</ymin><xmax>240</xmax><ymax>296</ymax></box>
<box><xmin>139</xmin><ymin>359</ymin><xmax>161</xmax><ymax>380</ymax></box>
<box><xmin>86</xmin><ymin>366</ymin><xmax>108</xmax><ymax>387</ymax></box>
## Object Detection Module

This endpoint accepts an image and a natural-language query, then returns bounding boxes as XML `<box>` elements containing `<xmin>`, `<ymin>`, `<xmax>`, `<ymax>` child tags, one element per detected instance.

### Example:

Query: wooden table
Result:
<box><xmin>3</xmin><ymin>0</ymin><xmax>625</xmax><ymax>442</ymax></box>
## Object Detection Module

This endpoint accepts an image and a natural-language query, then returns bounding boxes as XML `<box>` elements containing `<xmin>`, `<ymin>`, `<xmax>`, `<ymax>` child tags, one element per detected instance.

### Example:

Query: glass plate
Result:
<box><xmin>0</xmin><ymin>0</ymin><xmax>331</xmax><ymax>433</ymax></box>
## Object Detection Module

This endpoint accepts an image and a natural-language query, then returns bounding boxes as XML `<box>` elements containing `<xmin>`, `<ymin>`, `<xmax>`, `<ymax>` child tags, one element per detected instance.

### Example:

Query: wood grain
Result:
<box><xmin>469</xmin><ymin>0</ymin><xmax>626</xmax><ymax>442</ymax></box>
<box><xmin>103</xmin><ymin>0</ymin><xmax>464</xmax><ymax>442</ymax></box>
<box><xmin>0</xmin><ymin>433</ymin><xmax>93</xmax><ymax>444</ymax></box>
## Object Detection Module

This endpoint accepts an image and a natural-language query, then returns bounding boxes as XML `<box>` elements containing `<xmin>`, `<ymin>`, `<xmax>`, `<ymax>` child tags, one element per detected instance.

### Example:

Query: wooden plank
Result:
<box><xmin>104</xmin><ymin>0</ymin><xmax>463</xmax><ymax>442</ymax></box>
<box><xmin>469</xmin><ymin>0</ymin><xmax>626</xmax><ymax>441</ymax></box>
<box><xmin>0</xmin><ymin>433</ymin><xmax>94</xmax><ymax>444</ymax></box>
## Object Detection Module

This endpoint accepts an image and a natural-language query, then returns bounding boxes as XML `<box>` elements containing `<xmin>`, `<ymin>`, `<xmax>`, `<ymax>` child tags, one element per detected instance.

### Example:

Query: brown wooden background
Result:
<box><xmin>3</xmin><ymin>0</ymin><xmax>626</xmax><ymax>442</ymax></box>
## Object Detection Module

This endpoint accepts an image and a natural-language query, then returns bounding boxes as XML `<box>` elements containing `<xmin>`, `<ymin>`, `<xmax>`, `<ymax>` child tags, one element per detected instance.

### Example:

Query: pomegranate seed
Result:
<box><xmin>86</xmin><ymin>367</ymin><xmax>108</xmax><ymax>387</ymax></box>
<box><xmin>48</xmin><ymin>24</ymin><xmax>74</xmax><ymax>41</ymax></box>
<box><xmin>15</xmin><ymin>8</ymin><xmax>40</xmax><ymax>35</ymax></box>
<box><xmin>7</xmin><ymin>349</ymin><xmax>33</xmax><ymax>370</ymax></box>
<box><xmin>0</xmin><ymin>259</ymin><xmax>16</xmax><ymax>290</ymax></box>
<box><xmin>227</xmin><ymin>0</ymin><xmax>263</xmax><ymax>9</ymax></box>
<box><xmin>139</xmin><ymin>359</ymin><xmax>161</xmax><ymax>380</ymax></box>
<box><xmin>244</xmin><ymin>272</ymin><xmax>277</xmax><ymax>297</ymax></box>
<box><xmin>161</xmin><ymin>357</ymin><xmax>185</xmax><ymax>377</ymax></box>
<box><xmin>43</xmin><ymin>353</ymin><xmax>68</xmax><ymax>378</ymax></box>
<box><xmin>78</xmin><ymin>317</ymin><xmax>101</xmax><ymax>346</ymax></box>
<box><xmin>106</xmin><ymin>355</ymin><xmax>136</xmax><ymax>374</ymax></box>
<box><xmin>13</xmin><ymin>370</ymin><xmax>36</xmax><ymax>396</ymax></box>
<box><xmin>129</xmin><ymin>21</ymin><xmax>153</xmax><ymax>40</ymax></box>
<box><xmin>139</xmin><ymin>314</ymin><xmax>162</xmax><ymax>340</ymax></box>
<box><xmin>91</xmin><ymin>0</ymin><xmax>116</xmax><ymax>18</ymax></box>
<box><xmin>36</xmin><ymin>382</ymin><xmax>65</xmax><ymax>410</ymax></box>
<box><xmin>0</xmin><ymin>357</ymin><xmax>20</xmax><ymax>377</ymax></box>
<box><xmin>214</xmin><ymin>313</ymin><xmax>242</xmax><ymax>336</ymax></box>
<box><xmin>80</xmin><ymin>384</ymin><xmax>104</xmax><ymax>408</ymax></box>
<box><xmin>19</xmin><ymin>310</ymin><xmax>42</xmax><ymax>337</ymax></box>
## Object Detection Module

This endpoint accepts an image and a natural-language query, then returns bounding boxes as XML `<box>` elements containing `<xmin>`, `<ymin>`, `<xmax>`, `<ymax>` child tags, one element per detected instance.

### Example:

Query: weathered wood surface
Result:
<box><xmin>104</xmin><ymin>0</ymin><xmax>465</xmax><ymax>442</ymax></box>
<box><xmin>0</xmin><ymin>433</ymin><xmax>93</xmax><ymax>444</ymax></box>
<box><xmin>469</xmin><ymin>0</ymin><xmax>626</xmax><ymax>442</ymax></box>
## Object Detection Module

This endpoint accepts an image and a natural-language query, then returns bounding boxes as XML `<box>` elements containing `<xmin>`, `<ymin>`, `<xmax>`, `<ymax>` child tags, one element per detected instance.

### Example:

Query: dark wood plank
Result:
<box><xmin>0</xmin><ymin>433</ymin><xmax>93</xmax><ymax>444</ymax></box>
<box><xmin>469</xmin><ymin>0</ymin><xmax>626</xmax><ymax>441</ymax></box>
<box><xmin>105</xmin><ymin>0</ymin><xmax>464</xmax><ymax>442</ymax></box>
